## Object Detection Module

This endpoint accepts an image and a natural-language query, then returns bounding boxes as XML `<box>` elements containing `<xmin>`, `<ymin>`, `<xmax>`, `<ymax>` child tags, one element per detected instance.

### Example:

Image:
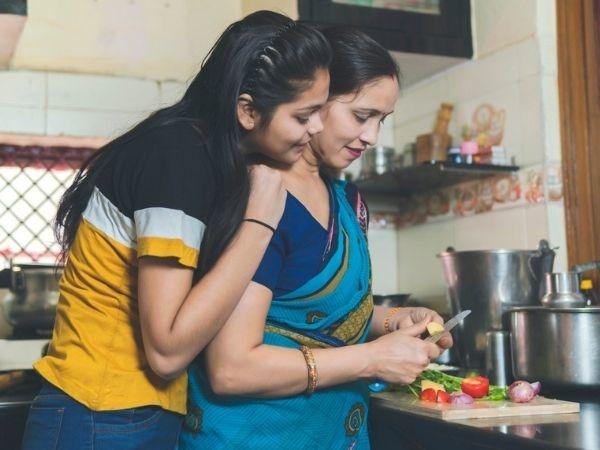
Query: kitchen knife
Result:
<box><xmin>424</xmin><ymin>309</ymin><xmax>471</xmax><ymax>344</ymax></box>
<box><xmin>368</xmin><ymin>309</ymin><xmax>472</xmax><ymax>393</ymax></box>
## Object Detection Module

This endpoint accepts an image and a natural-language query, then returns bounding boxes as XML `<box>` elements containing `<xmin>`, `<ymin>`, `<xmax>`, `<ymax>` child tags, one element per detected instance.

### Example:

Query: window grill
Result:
<box><xmin>0</xmin><ymin>145</ymin><xmax>94</xmax><ymax>264</ymax></box>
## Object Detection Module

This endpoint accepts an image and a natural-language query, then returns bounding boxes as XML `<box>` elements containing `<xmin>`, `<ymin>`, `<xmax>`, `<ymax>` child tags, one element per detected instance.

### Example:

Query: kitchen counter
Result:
<box><xmin>369</xmin><ymin>388</ymin><xmax>600</xmax><ymax>450</ymax></box>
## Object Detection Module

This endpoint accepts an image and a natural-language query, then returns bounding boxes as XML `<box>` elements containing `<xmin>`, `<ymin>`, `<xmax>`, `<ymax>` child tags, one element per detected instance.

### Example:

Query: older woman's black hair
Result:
<box><xmin>322</xmin><ymin>26</ymin><xmax>400</xmax><ymax>97</ymax></box>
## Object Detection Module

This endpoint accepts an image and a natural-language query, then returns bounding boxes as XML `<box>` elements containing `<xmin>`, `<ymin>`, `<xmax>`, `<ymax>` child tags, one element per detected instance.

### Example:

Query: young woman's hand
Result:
<box><xmin>246</xmin><ymin>164</ymin><xmax>287</xmax><ymax>229</ymax></box>
<box><xmin>387</xmin><ymin>307</ymin><xmax>453</xmax><ymax>350</ymax></box>
<box><xmin>366</xmin><ymin>320</ymin><xmax>442</xmax><ymax>385</ymax></box>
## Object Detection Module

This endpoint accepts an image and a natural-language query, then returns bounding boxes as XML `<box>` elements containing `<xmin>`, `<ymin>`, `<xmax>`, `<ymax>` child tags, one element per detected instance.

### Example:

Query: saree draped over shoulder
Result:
<box><xmin>179</xmin><ymin>180</ymin><xmax>374</xmax><ymax>450</ymax></box>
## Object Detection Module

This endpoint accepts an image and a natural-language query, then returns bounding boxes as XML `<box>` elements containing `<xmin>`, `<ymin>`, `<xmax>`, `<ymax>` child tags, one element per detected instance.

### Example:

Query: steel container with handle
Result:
<box><xmin>509</xmin><ymin>306</ymin><xmax>600</xmax><ymax>388</ymax></box>
<box><xmin>438</xmin><ymin>240</ymin><xmax>555</xmax><ymax>369</ymax></box>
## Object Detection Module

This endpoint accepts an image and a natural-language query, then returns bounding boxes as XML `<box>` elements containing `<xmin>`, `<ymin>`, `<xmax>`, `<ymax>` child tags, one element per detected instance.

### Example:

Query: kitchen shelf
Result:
<box><xmin>354</xmin><ymin>161</ymin><xmax>519</xmax><ymax>196</ymax></box>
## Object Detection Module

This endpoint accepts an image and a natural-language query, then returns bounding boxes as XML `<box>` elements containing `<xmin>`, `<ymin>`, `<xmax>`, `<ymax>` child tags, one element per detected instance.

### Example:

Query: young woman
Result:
<box><xmin>179</xmin><ymin>27</ymin><xmax>452</xmax><ymax>450</ymax></box>
<box><xmin>21</xmin><ymin>11</ymin><xmax>331</xmax><ymax>450</ymax></box>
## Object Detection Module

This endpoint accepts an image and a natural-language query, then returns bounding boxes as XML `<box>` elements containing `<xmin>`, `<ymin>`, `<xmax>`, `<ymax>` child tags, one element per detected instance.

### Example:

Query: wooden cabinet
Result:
<box><xmin>298</xmin><ymin>0</ymin><xmax>472</xmax><ymax>58</ymax></box>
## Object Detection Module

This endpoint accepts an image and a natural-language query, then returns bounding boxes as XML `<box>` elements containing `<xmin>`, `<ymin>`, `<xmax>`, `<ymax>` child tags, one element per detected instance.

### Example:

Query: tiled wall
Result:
<box><xmin>0</xmin><ymin>70</ymin><xmax>186</xmax><ymax>137</ymax></box>
<box><xmin>372</xmin><ymin>0</ymin><xmax>568</xmax><ymax>302</ymax></box>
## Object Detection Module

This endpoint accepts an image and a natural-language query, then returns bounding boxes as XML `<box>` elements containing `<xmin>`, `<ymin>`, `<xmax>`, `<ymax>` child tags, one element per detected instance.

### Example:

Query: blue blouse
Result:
<box><xmin>252</xmin><ymin>179</ymin><xmax>368</xmax><ymax>297</ymax></box>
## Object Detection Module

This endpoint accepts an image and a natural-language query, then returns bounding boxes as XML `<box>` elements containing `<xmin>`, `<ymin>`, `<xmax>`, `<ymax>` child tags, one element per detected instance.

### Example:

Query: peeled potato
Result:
<box><xmin>426</xmin><ymin>322</ymin><xmax>445</xmax><ymax>335</ymax></box>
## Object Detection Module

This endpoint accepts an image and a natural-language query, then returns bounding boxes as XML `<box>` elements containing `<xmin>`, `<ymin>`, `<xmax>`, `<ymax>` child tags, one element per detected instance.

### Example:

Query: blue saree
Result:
<box><xmin>179</xmin><ymin>180</ymin><xmax>373</xmax><ymax>450</ymax></box>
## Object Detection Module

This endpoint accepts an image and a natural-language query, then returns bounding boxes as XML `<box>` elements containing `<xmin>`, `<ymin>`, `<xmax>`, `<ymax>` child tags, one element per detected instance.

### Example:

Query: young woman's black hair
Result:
<box><xmin>55</xmin><ymin>11</ymin><xmax>331</xmax><ymax>273</ymax></box>
<box><xmin>321</xmin><ymin>26</ymin><xmax>400</xmax><ymax>97</ymax></box>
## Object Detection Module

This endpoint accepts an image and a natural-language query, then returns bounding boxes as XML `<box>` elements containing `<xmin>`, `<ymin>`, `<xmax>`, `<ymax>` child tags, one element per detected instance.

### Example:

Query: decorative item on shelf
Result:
<box><xmin>524</xmin><ymin>169</ymin><xmax>544</xmax><ymax>203</ymax></box>
<box><xmin>545</xmin><ymin>164</ymin><xmax>563</xmax><ymax>201</ymax></box>
<box><xmin>426</xmin><ymin>191</ymin><xmax>451</xmax><ymax>217</ymax></box>
<box><xmin>416</xmin><ymin>103</ymin><xmax>453</xmax><ymax>163</ymax></box>
<box><xmin>472</xmin><ymin>103</ymin><xmax>505</xmax><ymax>146</ymax></box>
<box><xmin>368</xmin><ymin>212</ymin><xmax>399</xmax><ymax>230</ymax></box>
<box><xmin>460</xmin><ymin>140</ymin><xmax>478</xmax><ymax>164</ymax></box>
<box><xmin>475</xmin><ymin>179</ymin><xmax>494</xmax><ymax>213</ymax></box>
<box><xmin>447</xmin><ymin>147</ymin><xmax>462</xmax><ymax>164</ymax></box>
<box><xmin>458</xmin><ymin>103</ymin><xmax>509</xmax><ymax>166</ymax></box>
<box><xmin>452</xmin><ymin>182</ymin><xmax>478</xmax><ymax>216</ymax></box>
<box><xmin>401</xmin><ymin>142</ymin><xmax>416</xmax><ymax>167</ymax></box>
<box><xmin>358</xmin><ymin>145</ymin><xmax>394</xmax><ymax>179</ymax></box>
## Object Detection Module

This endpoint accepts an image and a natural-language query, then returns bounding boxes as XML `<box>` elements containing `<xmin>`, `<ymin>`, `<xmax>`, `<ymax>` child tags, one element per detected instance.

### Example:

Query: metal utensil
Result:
<box><xmin>369</xmin><ymin>310</ymin><xmax>471</xmax><ymax>392</ymax></box>
<box><xmin>438</xmin><ymin>240</ymin><xmax>555</xmax><ymax>368</ymax></box>
<box><xmin>424</xmin><ymin>309</ymin><xmax>471</xmax><ymax>344</ymax></box>
<box><xmin>372</xmin><ymin>294</ymin><xmax>411</xmax><ymax>308</ymax></box>
<box><xmin>510</xmin><ymin>306</ymin><xmax>600</xmax><ymax>388</ymax></box>
<box><xmin>0</xmin><ymin>260</ymin><xmax>62</xmax><ymax>333</ymax></box>
<box><xmin>540</xmin><ymin>272</ymin><xmax>587</xmax><ymax>307</ymax></box>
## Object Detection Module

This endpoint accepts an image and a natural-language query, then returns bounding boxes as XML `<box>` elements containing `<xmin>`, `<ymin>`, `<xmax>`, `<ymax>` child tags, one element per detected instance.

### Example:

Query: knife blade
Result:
<box><xmin>424</xmin><ymin>309</ymin><xmax>471</xmax><ymax>344</ymax></box>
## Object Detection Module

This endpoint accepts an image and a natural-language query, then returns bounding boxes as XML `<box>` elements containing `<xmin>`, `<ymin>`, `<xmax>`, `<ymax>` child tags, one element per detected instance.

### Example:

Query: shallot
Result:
<box><xmin>530</xmin><ymin>381</ymin><xmax>541</xmax><ymax>396</ymax></box>
<box><xmin>508</xmin><ymin>381</ymin><xmax>536</xmax><ymax>403</ymax></box>
<box><xmin>450</xmin><ymin>392</ymin><xmax>474</xmax><ymax>405</ymax></box>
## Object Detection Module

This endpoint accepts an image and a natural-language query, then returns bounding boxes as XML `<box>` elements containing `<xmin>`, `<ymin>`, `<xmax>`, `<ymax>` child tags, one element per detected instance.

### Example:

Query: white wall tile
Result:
<box><xmin>394</xmin><ymin>75</ymin><xmax>448</xmax><ymax>124</ymax></box>
<box><xmin>46</xmin><ymin>108</ymin><xmax>146</xmax><ymax>137</ymax></box>
<box><xmin>0</xmin><ymin>71</ymin><xmax>46</xmax><ymax>108</ymax></box>
<box><xmin>516</xmin><ymin>37</ymin><xmax>541</xmax><ymax>79</ymax></box>
<box><xmin>393</xmin><ymin>113</ymin><xmax>436</xmax><ymax>150</ymax></box>
<box><xmin>369</xmin><ymin>228</ymin><xmax>399</xmax><ymax>294</ymax></box>
<box><xmin>396</xmin><ymin>221</ymin><xmax>455</xmax><ymax>297</ymax></box>
<box><xmin>473</xmin><ymin>0</ymin><xmax>537</xmax><ymax>58</ymax></box>
<box><xmin>524</xmin><ymin>203</ymin><xmax>549</xmax><ymax>248</ymax></box>
<box><xmin>454</xmin><ymin>208</ymin><xmax>528</xmax><ymax>251</ymax></box>
<box><xmin>48</xmin><ymin>73</ymin><xmax>160</xmax><ymax>112</ymax></box>
<box><xmin>518</xmin><ymin>75</ymin><xmax>544</xmax><ymax>166</ymax></box>
<box><xmin>159</xmin><ymin>80</ymin><xmax>186</xmax><ymax>107</ymax></box>
<box><xmin>536</xmin><ymin>0</ymin><xmax>557</xmax><ymax>39</ymax></box>
<box><xmin>447</xmin><ymin>43</ymin><xmax>520</xmax><ymax>103</ymax></box>
<box><xmin>547</xmin><ymin>200</ymin><xmax>568</xmax><ymax>271</ymax></box>
<box><xmin>541</xmin><ymin>75</ymin><xmax>561</xmax><ymax>161</ymax></box>
<box><xmin>538</xmin><ymin>35</ymin><xmax>558</xmax><ymax>76</ymax></box>
<box><xmin>0</xmin><ymin>105</ymin><xmax>45</xmax><ymax>134</ymax></box>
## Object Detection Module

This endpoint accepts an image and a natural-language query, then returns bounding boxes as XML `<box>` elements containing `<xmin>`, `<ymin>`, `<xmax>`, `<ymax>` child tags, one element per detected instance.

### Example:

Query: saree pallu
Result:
<box><xmin>179</xmin><ymin>180</ymin><xmax>374</xmax><ymax>450</ymax></box>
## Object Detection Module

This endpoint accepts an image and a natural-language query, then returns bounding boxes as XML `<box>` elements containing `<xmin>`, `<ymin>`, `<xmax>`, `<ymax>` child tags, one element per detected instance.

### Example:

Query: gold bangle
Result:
<box><xmin>383</xmin><ymin>307</ymin><xmax>402</xmax><ymax>334</ymax></box>
<box><xmin>299</xmin><ymin>345</ymin><xmax>318</xmax><ymax>395</ymax></box>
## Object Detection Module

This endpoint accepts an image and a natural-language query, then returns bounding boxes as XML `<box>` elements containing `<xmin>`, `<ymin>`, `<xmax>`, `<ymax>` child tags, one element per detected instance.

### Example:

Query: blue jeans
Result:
<box><xmin>21</xmin><ymin>382</ymin><xmax>183</xmax><ymax>450</ymax></box>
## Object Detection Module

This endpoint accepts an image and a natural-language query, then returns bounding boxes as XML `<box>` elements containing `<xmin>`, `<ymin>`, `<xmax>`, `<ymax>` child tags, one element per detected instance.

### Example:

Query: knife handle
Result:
<box><xmin>368</xmin><ymin>380</ymin><xmax>388</xmax><ymax>392</ymax></box>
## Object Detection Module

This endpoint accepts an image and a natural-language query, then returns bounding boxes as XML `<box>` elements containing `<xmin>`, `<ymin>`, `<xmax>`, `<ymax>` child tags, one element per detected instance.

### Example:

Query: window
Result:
<box><xmin>0</xmin><ymin>145</ymin><xmax>93</xmax><ymax>263</ymax></box>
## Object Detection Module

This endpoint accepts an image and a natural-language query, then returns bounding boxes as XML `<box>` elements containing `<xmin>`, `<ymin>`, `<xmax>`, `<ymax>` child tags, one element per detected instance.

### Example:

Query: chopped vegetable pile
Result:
<box><xmin>391</xmin><ymin>369</ymin><xmax>542</xmax><ymax>404</ymax></box>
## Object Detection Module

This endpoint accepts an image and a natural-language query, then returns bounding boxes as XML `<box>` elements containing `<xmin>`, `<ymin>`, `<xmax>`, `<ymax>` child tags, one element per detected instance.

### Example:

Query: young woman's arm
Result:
<box><xmin>204</xmin><ymin>282</ymin><xmax>442</xmax><ymax>397</ymax></box>
<box><xmin>138</xmin><ymin>165</ymin><xmax>287</xmax><ymax>380</ymax></box>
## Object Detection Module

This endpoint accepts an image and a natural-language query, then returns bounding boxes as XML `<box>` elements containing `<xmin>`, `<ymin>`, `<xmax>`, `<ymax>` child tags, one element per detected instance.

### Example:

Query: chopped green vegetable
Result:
<box><xmin>388</xmin><ymin>369</ymin><xmax>508</xmax><ymax>401</ymax></box>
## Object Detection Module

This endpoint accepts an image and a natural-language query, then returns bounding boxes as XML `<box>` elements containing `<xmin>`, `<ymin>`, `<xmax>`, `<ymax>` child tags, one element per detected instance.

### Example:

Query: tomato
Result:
<box><xmin>461</xmin><ymin>376</ymin><xmax>490</xmax><ymax>398</ymax></box>
<box><xmin>436</xmin><ymin>390</ymin><xmax>451</xmax><ymax>403</ymax></box>
<box><xmin>420</xmin><ymin>388</ymin><xmax>437</xmax><ymax>402</ymax></box>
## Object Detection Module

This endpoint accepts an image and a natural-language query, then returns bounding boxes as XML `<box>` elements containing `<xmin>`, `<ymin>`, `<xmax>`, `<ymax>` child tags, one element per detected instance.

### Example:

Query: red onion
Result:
<box><xmin>530</xmin><ymin>381</ymin><xmax>541</xmax><ymax>396</ymax></box>
<box><xmin>450</xmin><ymin>392</ymin><xmax>474</xmax><ymax>405</ymax></box>
<box><xmin>508</xmin><ymin>381</ymin><xmax>536</xmax><ymax>403</ymax></box>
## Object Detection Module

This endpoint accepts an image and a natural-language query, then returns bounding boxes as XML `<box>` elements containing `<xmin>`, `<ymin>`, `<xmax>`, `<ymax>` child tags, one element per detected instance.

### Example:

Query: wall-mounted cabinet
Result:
<box><xmin>298</xmin><ymin>0</ymin><xmax>472</xmax><ymax>58</ymax></box>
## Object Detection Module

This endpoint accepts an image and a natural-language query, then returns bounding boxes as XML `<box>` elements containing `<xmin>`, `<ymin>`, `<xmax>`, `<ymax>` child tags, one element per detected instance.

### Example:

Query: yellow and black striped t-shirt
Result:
<box><xmin>34</xmin><ymin>122</ymin><xmax>215</xmax><ymax>414</ymax></box>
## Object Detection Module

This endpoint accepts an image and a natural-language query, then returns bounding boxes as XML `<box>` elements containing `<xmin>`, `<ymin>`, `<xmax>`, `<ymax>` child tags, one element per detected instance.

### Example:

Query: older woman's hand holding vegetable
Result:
<box><xmin>385</xmin><ymin>307</ymin><xmax>454</xmax><ymax>350</ymax></box>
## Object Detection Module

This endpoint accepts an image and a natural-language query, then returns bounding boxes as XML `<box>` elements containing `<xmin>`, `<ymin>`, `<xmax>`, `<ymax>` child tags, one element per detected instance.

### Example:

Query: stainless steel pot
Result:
<box><xmin>509</xmin><ymin>306</ymin><xmax>600</xmax><ymax>388</ymax></box>
<box><xmin>372</xmin><ymin>294</ymin><xmax>411</xmax><ymax>307</ymax></box>
<box><xmin>438</xmin><ymin>240</ymin><xmax>555</xmax><ymax>368</ymax></box>
<box><xmin>0</xmin><ymin>261</ymin><xmax>62</xmax><ymax>332</ymax></box>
